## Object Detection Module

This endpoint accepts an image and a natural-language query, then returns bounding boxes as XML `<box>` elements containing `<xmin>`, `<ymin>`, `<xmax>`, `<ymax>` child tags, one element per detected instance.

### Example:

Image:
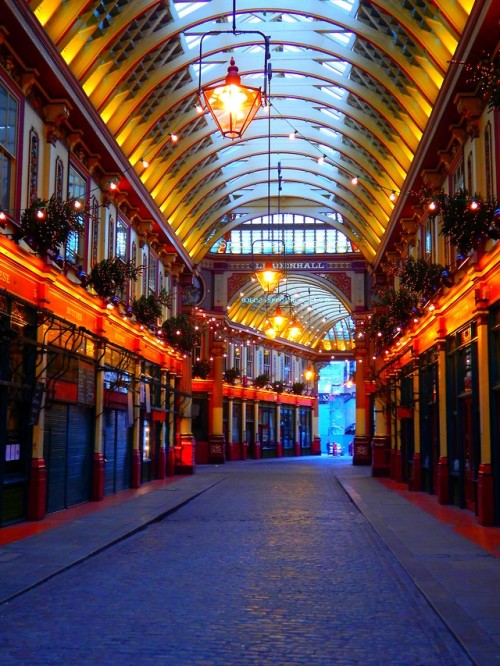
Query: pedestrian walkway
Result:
<box><xmin>0</xmin><ymin>457</ymin><xmax>499</xmax><ymax>665</ymax></box>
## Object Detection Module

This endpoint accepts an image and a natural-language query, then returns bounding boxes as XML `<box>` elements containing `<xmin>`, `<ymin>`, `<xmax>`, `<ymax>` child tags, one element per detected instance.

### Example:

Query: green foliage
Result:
<box><xmin>368</xmin><ymin>254</ymin><xmax>465</xmax><ymax>354</ymax></box>
<box><xmin>458</xmin><ymin>55</ymin><xmax>500</xmax><ymax>111</ymax></box>
<box><xmin>431</xmin><ymin>190</ymin><xmax>498</xmax><ymax>257</ymax></box>
<box><xmin>272</xmin><ymin>380</ymin><xmax>285</xmax><ymax>394</ymax></box>
<box><xmin>396</xmin><ymin>257</ymin><xmax>445</xmax><ymax>302</ymax></box>
<box><xmin>161</xmin><ymin>313</ymin><xmax>207</xmax><ymax>353</ymax></box>
<box><xmin>223</xmin><ymin>367</ymin><xmax>241</xmax><ymax>385</ymax></box>
<box><xmin>14</xmin><ymin>195</ymin><xmax>84</xmax><ymax>257</ymax></box>
<box><xmin>87</xmin><ymin>258</ymin><xmax>142</xmax><ymax>299</ymax></box>
<box><xmin>254</xmin><ymin>373</ymin><xmax>270</xmax><ymax>388</ymax></box>
<box><xmin>192</xmin><ymin>359</ymin><xmax>211</xmax><ymax>379</ymax></box>
<box><xmin>131</xmin><ymin>290</ymin><xmax>173</xmax><ymax>327</ymax></box>
<box><xmin>292</xmin><ymin>381</ymin><xmax>306</xmax><ymax>395</ymax></box>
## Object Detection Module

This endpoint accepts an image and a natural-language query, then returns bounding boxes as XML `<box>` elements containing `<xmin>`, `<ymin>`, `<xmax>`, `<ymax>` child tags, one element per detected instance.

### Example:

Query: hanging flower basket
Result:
<box><xmin>87</xmin><ymin>258</ymin><xmax>142</xmax><ymax>299</ymax></box>
<box><xmin>224</xmin><ymin>367</ymin><xmax>241</xmax><ymax>385</ymax></box>
<box><xmin>397</xmin><ymin>257</ymin><xmax>446</xmax><ymax>302</ymax></box>
<box><xmin>254</xmin><ymin>373</ymin><xmax>270</xmax><ymax>388</ymax></box>
<box><xmin>430</xmin><ymin>190</ymin><xmax>498</xmax><ymax>257</ymax></box>
<box><xmin>14</xmin><ymin>195</ymin><xmax>85</xmax><ymax>258</ymax></box>
<box><xmin>131</xmin><ymin>289</ymin><xmax>173</xmax><ymax>328</ymax></box>
<box><xmin>161</xmin><ymin>313</ymin><xmax>207</xmax><ymax>353</ymax></box>
<box><xmin>192</xmin><ymin>359</ymin><xmax>211</xmax><ymax>379</ymax></box>
<box><xmin>292</xmin><ymin>381</ymin><xmax>306</xmax><ymax>395</ymax></box>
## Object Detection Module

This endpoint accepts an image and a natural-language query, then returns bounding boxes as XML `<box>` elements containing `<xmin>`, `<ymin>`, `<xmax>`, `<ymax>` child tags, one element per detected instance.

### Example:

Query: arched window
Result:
<box><xmin>210</xmin><ymin>213</ymin><xmax>357</xmax><ymax>255</ymax></box>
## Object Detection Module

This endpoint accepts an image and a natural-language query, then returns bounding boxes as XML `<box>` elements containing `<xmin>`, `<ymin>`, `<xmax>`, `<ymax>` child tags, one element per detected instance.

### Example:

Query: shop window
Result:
<box><xmin>0</xmin><ymin>80</ymin><xmax>18</xmax><ymax>214</ymax></box>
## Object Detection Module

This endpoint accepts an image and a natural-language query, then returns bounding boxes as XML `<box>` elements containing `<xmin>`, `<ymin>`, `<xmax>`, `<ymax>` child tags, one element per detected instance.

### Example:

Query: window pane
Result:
<box><xmin>67</xmin><ymin>166</ymin><xmax>87</xmax><ymax>262</ymax></box>
<box><xmin>116</xmin><ymin>218</ymin><xmax>128</xmax><ymax>261</ymax></box>
<box><xmin>0</xmin><ymin>83</ymin><xmax>18</xmax><ymax>212</ymax></box>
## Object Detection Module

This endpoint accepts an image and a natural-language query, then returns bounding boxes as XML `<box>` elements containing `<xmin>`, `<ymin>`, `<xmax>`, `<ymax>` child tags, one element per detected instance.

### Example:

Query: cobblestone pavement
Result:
<box><xmin>0</xmin><ymin>459</ymin><xmax>472</xmax><ymax>665</ymax></box>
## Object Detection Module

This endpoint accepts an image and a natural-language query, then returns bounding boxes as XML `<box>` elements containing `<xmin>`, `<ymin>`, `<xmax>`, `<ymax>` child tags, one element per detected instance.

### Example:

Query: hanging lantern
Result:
<box><xmin>268</xmin><ymin>304</ymin><xmax>290</xmax><ymax>335</ymax></box>
<box><xmin>201</xmin><ymin>58</ymin><xmax>262</xmax><ymax>139</ymax></box>
<box><xmin>254</xmin><ymin>261</ymin><xmax>284</xmax><ymax>293</ymax></box>
<box><xmin>287</xmin><ymin>319</ymin><xmax>302</xmax><ymax>340</ymax></box>
<box><xmin>264</xmin><ymin>321</ymin><xmax>277</xmax><ymax>339</ymax></box>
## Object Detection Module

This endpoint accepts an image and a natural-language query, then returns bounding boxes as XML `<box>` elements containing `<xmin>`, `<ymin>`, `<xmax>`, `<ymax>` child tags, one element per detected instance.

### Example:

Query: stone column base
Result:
<box><xmin>409</xmin><ymin>452</ymin><xmax>422</xmax><ymax>491</ymax></box>
<box><xmin>166</xmin><ymin>447</ymin><xmax>176</xmax><ymax>476</ymax></box>
<box><xmin>390</xmin><ymin>449</ymin><xmax>403</xmax><ymax>482</ymax></box>
<box><xmin>28</xmin><ymin>458</ymin><xmax>47</xmax><ymax>521</ymax></box>
<box><xmin>371</xmin><ymin>435</ymin><xmax>390</xmax><ymax>477</ymax></box>
<box><xmin>176</xmin><ymin>435</ymin><xmax>196</xmax><ymax>474</ymax></box>
<box><xmin>436</xmin><ymin>457</ymin><xmax>449</xmax><ymax>505</ymax></box>
<box><xmin>131</xmin><ymin>449</ymin><xmax>141</xmax><ymax>488</ymax></box>
<box><xmin>157</xmin><ymin>447</ymin><xmax>166</xmax><ymax>479</ymax></box>
<box><xmin>353</xmin><ymin>435</ymin><xmax>371</xmax><ymax>466</ymax></box>
<box><xmin>478</xmin><ymin>463</ymin><xmax>494</xmax><ymax>526</ymax></box>
<box><xmin>208</xmin><ymin>434</ymin><xmax>226</xmax><ymax>464</ymax></box>
<box><xmin>311</xmin><ymin>435</ymin><xmax>321</xmax><ymax>456</ymax></box>
<box><xmin>240</xmin><ymin>441</ymin><xmax>248</xmax><ymax>460</ymax></box>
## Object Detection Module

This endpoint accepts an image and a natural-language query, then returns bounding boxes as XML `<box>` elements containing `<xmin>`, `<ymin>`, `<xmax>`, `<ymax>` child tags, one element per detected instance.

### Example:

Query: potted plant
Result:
<box><xmin>192</xmin><ymin>359</ymin><xmax>211</xmax><ymax>379</ymax></box>
<box><xmin>272</xmin><ymin>380</ymin><xmax>285</xmax><ymax>394</ymax></box>
<box><xmin>14</xmin><ymin>195</ymin><xmax>85</xmax><ymax>258</ymax></box>
<box><xmin>161</xmin><ymin>313</ymin><xmax>206</xmax><ymax>353</ymax></box>
<box><xmin>87</xmin><ymin>257</ymin><xmax>142</xmax><ymax>300</ymax></box>
<box><xmin>254</xmin><ymin>373</ymin><xmax>270</xmax><ymax>388</ymax></box>
<box><xmin>224</xmin><ymin>367</ymin><xmax>241</xmax><ymax>385</ymax></box>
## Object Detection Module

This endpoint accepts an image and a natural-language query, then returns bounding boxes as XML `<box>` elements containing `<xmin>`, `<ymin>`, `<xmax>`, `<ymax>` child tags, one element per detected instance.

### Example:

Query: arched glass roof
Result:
<box><xmin>27</xmin><ymin>0</ymin><xmax>479</xmax><ymax>350</ymax></box>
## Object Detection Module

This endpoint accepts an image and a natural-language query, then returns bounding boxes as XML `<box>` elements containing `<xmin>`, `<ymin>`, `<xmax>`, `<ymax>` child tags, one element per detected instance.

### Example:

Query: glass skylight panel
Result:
<box><xmin>325</xmin><ymin>31</ymin><xmax>354</xmax><ymax>48</ymax></box>
<box><xmin>320</xmin><ymin>108</ymin><xmax>343</xmax><ymax>122</ymax></box>
<box><xmin>321</xmin><ymin>86</ymin><xmax>346</xmax><ymax>101</ymax></box>
<box><xmin>323</xmin><ymin>60</ymin><xmax>349</xmax><ymax>76</ymax></box>
<box><xmin>174</xmin><ymin>3</ymin><xmax>208</xmax><ymax>19</ymax></box>
<box><xmin>329</xmin><ymin>0</ymin><xmax>357</xmax><ymax>13</ymax></box>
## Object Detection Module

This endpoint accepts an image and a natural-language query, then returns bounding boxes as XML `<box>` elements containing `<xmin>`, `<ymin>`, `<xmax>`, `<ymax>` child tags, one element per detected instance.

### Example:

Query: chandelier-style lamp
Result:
<box><xmin>201</xmin><ymin>58</ymin><xmax>262</xmax><ymax>140</ymax></box>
